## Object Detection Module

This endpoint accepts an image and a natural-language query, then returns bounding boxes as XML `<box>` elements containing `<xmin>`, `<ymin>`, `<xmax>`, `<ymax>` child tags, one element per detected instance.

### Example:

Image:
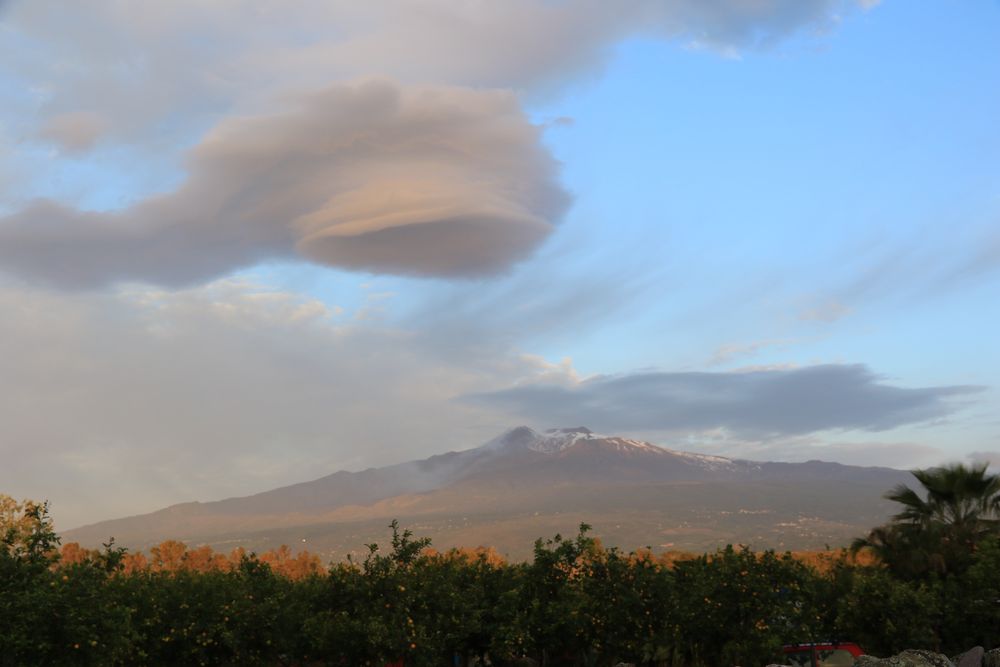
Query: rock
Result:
<box><xmin>984</xmin><ymin>648</ymin><xmax>1000</xmax><ymax>667</ymax></box>
<box><xmin>853</xmin><ymin>651</ymin><xmax>954</xmax><ymax>667</ymax></box>
<box><xmin>953</xmin><ymin>647</ymin><xmax>984</xmax><ymax>667</ymax></box>
<box><xmin>898</xmin><ymin>650</ymin><xmax>955</xmax><ymax>667</ymax></box>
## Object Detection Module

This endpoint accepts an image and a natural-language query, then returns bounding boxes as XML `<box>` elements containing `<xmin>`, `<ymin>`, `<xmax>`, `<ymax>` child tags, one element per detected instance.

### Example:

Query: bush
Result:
<box><xmin>9</xmin><ymin>506</ymin><xmax>1000</xmax><ymax>665</ymax></box>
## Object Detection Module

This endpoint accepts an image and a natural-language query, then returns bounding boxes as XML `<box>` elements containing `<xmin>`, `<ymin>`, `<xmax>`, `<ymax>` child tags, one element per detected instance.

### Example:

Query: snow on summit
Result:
<box><xmin>484</xmin><ymin>425</ymin><xmax>741</xmax><ymax>471</ymax></box>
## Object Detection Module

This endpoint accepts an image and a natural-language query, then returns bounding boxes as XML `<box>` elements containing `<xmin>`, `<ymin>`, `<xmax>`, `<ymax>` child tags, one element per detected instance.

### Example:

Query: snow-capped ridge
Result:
<box><xmin>485</xmin><ymin>426</ymin><xmax>740</xmax><ymax>469</ymax></box>
<box><xmin>486</xmin><ymin>425</ymin><xmax>612</xmax><ymax>454</ymax></box>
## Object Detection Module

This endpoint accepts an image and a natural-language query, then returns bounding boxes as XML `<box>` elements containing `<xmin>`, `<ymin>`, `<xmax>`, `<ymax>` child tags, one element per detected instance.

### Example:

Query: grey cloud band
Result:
<box><xmin>465</xmin><ymin>364</ymin><xmax>982</xmax><ymax>438</ymax></box>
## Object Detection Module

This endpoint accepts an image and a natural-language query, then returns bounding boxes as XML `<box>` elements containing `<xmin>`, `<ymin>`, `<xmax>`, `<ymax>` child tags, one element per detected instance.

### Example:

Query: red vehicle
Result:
<box><xmin>782</xmin><ymin>642</ymin><xmax>865</xmax><ymax>666</ymax></box>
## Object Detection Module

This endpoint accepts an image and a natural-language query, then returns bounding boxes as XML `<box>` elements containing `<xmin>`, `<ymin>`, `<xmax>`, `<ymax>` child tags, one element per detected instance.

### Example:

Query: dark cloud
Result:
<box><xmin>465</xmin><ymin>364</ymin><xmax>983</xmax><ymax>438</ymax></box>
<box><xmin>0</xmin><ymin>80</ymin><xmax>568</xmax><ymax>288</ymax></box>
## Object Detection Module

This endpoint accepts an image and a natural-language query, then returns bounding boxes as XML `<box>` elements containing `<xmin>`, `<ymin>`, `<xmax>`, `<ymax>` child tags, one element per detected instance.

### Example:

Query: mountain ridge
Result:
<box><xmin>62</xmin><ymin>426</ymin><xmax>913</xmax><ymax>559</ymax></box>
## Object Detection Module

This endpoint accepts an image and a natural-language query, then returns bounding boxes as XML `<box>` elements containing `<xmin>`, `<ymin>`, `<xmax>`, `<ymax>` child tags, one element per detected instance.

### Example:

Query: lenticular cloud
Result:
<box><xmin>0</xmin><ymin>80</ymin><xmax>569</xmax><ymax>289</ymax></box>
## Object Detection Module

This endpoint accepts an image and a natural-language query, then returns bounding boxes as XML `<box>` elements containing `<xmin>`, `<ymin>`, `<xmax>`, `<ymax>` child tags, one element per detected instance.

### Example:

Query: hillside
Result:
<box><xmin>62</xmin><ymin>427</ymin><xmax>913</xmax><ymax>560</ymax></box>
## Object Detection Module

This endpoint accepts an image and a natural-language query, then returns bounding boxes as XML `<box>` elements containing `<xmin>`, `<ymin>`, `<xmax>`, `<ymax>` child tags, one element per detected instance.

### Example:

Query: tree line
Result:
<box><xmin>2</xmin><ymin>462</ymin><xmax>1000</xmax><ymax>666</ymax></box>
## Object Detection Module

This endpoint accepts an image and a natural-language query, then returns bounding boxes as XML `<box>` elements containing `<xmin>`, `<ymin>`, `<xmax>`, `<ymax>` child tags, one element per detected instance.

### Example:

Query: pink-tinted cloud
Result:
<box><xmin>0</xmin><ymin>81</ymin><xmax>568</xmax><ymax>288</ymax></box>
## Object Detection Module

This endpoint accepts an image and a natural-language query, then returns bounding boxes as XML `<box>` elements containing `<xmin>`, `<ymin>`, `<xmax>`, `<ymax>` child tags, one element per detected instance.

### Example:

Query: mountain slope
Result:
<box><xmin>62</xmin><ymin>427</ymin><xmax>912</xmax><ymax>559</ymax></box>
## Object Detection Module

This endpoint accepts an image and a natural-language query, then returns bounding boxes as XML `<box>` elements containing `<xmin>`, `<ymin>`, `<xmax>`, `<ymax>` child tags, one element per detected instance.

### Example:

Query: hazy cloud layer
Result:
<box><xmin>946</xmin><ymin>233</ymin><xmax>1000</xmax><ymax>286</ymax></box>
<box><xmin>3</xmin><ymin>0</ymin><xmax>869</xmax><ymax>149</ymax></box>
<box><xmin>37</xmin><ymin>111</ymin><xmax>109</xmax><ymax>154</ymax></box>
<box><xmin>0</xmin><ymin>273</ymin><xmax>975</xmax><ymax>528</ymax></box>
<box><xmin>0</xmin><ymin>279</ymin><xmax>554</xmax><ymax>527</ymax></box>
<box><xmin>0</xmin><ymin>81</ymin><xmax>567</xmax><ymax>288</ymax></box>
<box><xmin>708</xmin><ymin>339</ymin><xmax>798</xmax><ymax>366</ymax></box>
<box><xmin>969</xmin><ymin>451</ymin><xmax>1000</xmax><ymax>468</ymax></box>
<box><xmin>722</xmin><ymin>437</ymin><xmax>944</xmax><ymax>469</ymax></box>
<box><xmin>466</xmin><ymin>365</ymin><xmax>983</xmax><ymax>438</ymax></box>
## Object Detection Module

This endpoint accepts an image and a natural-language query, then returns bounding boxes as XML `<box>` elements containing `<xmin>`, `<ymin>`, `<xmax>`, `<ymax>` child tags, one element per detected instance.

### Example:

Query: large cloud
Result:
<box><xmin>0</xmin><ymin>0</ymin><xmax>875</xmax><ymax>287</ymax></box>
<box><xmin>465</xmin><ymin>365</ymin><xmax>984</xmax><ymax>438</ymax></box>
<box><xmin>0</xmin><ymin>81</ymin><xmax>568</xmax><ymax>288</ymax></box>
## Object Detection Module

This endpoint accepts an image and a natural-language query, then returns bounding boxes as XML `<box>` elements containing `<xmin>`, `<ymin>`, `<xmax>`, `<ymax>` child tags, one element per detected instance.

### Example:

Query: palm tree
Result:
<box><xmin>888</xmin><ymin>463</ymin><xmax>1000</xmax><ymax>538</ymax></box>
<box><xmin>854</xmin><ymin>463</ymin><xmax>1000</xmax><ymax>577</ymax></box>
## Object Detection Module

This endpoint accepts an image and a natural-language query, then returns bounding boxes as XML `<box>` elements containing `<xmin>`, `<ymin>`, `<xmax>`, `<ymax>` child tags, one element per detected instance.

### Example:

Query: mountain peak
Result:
<box><xmin>484</xmin><ymin>426</ymin><xmax>750</xmax><ymax>466</ymax></box>
<box><xmin>486</xmin><ymin>425</ymin><xmax>647</xmax><ymax>454</ymax></box>
<box><xmin>60</xmin><ymin>423</ymin><xmax>913</xmax><ymax>557</ymax></box>
<box><xmin>487</xmin><ymin>426</ymin><xmax>539</xmax><ymax>449</ymax></box>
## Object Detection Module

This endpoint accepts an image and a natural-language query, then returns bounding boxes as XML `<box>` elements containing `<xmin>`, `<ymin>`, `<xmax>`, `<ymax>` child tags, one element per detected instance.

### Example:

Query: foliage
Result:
<box><xmin>1</xmin><ymin>494</ymin><xmax>61</xmax><ymax>567</ymax></box>
<box><xmin>833</xmin><ymin>566</ymin><xmax>939</xmax><ymax>656</ymax></box>
<box><xmin>936</xmin><ymin>535</ymin><xmax>1000</xmax><ymax>652</ymax></box>
<box><xmin>853</xmin><ymin>463</ymin><xmax>1000</xmax><ymax>579</ymax></box>
<box><xmin>669</xmin><ymin>545</ymin><xmax>823</xmax><ymax>667</ymax></box>
<box><xmin>8</xmin><ymin>494</ymin><xmax>1000</xmax><ymax>665</ymax></box>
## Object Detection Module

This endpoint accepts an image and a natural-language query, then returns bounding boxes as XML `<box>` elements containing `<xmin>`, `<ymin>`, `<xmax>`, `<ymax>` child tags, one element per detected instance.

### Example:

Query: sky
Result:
<box><xmin>1</xmin><ymin>0</ymin><xmax>999</xmax><ymax>529</ymax></box>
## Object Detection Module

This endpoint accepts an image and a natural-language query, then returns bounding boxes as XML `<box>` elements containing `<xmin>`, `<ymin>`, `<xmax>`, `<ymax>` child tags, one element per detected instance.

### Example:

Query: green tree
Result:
<box><xmin>853</xmin><ymin>463</ymin><xmax>1000</xmax><ymax>578</ymax></box>
<box><xmin>519</xmin><ymin>523</ymin><xmax>599</xmax><ymax>666</ymax></box>
<box><xmin>303</xmin><ymin>519</ymin><xmax>433</xmax><ymax>665</ymax></box>
<box><xmin>0</xmin><ymin>497</ymin><xmax>137</xmax><ymax>665</ymax></box>
<box><xmin>670</xmin><ymin>546</ymin><xmax>816</xmax><ymax>667</ymax></box>
<box><xmin>578</xmin><ymin>546</ymin><xmax>674</xmax><ymax>665</ymax></box>
<box><xmin>936</xmin><ymin>535</ymin><xmax>1000</xmax><ymax>653</ymax></box>
<box><xmin>1</xmin><ymin>495</ymin><xmax>60</xmax><ymax>567</ymax></box>
<box><xmin>834</xmin><ymin>567</ymin><xmax>939</xmax><ymax>655</ymax></box>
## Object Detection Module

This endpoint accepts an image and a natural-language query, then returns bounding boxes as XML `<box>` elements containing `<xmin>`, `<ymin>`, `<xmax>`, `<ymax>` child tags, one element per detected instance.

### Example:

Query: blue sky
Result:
<box><xmin>542</xmin><ymin>1</ymin><xmax>1000</xmax><ymax>368</ymax></box>
<box><xmin>1</xmin><ymin>0</ymin><xmax>998</xmax><ymax>527</ymax></box>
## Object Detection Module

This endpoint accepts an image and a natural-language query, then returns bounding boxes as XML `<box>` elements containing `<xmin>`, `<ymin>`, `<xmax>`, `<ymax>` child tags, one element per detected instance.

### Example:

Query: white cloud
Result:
<box><xmin>0</xmin><ymin>0</ymin><xmax>877</xmax><ymax>287</ymax></box>
<box><xmin>798</xmin><ymin>300</ymin><xmax>853</xmax><ymax>323</ymax></box>
<box><xmin>709</xmin><ymin>338</ymin><xmax>798</xmax><ymax>365</ymax></box>
<box><xmin>3</xmin><ymin>0</ymin><xmax>871</xmax><ymax>150</ymax></box>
